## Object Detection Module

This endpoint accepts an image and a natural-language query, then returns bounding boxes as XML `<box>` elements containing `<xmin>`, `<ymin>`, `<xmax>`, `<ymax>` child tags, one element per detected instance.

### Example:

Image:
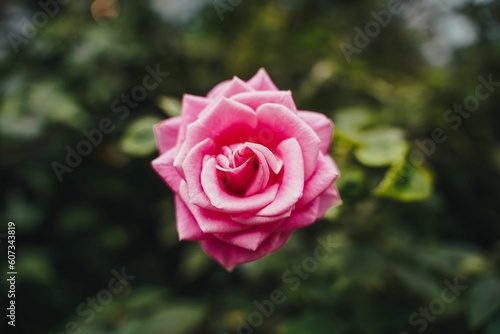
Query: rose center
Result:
<box><xmin>215</xmin><ymin>142</ymin><xmax>283</xmax><ymax>197</ymax></box>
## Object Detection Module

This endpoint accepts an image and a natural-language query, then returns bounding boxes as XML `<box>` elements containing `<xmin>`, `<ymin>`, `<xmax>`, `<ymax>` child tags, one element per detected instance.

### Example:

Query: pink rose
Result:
<box><xmin>152</xmin><ymin>69</ymin><xmax>341</xmax><ymax>270</ymax></box>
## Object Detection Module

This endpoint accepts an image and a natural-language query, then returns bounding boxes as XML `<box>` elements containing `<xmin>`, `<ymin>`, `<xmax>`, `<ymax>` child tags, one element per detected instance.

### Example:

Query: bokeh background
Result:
<box><xmin>1</xmin><ymin>0</ymin><xmax>500</xmax><ymax>333</ymax></box>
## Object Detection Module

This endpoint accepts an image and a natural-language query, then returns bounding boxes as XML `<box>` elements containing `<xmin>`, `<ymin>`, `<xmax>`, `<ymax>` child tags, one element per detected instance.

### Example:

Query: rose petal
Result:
<box><xmin>175</xmin><ymin>194</ymin><xmax>205</xmax><ymax>241</ymax></box>
<box><xmin>201</xmin><ymin>157</ymin><xmax>280</xmax><ymax>213</ymax></box>
<box><xmin>216</xmin><ymin>154</ymin><xmax>231</xmax><ymax>169</ymax></box>
<box><xmin>295</xmin><ymin>153</ymin><xmax>340</xmax><ymax>210</ymax></box>
<box><xmin>151</xmin><ymin>148</ymin><xmax>182</xmax><ymax>193</ymax></box>
<box><xmin>207</xmin><ymin>76</ymin><xmax>255</xmax><ymax>100</ymax></box>
<box><xmin>231</xmin><ymin>91</ymin><xmax>297</xmax><ymax>113</ymax></box>
<box><xmin>178</xmin><ymin>182</ymin><xmax>250</xmax><ymax>233</ymax></box>
<box><xmin>213</xmin><ymin>222</ymin><xmax>280</xmax><ymax>251</ymax></box>
<box><xmin>256</xmin><ymin>103</ymin><xmax>320</xmax><ymax>180</ymax></box>
<box><xmin>230</xmin><ymin>210</ymin><xmax>291</xmax><ymax>225</ymax></box>
<box><xmin>182</xmin><ymin>138</ymin><xmax>217</xmax><ymax>209</ymax></box>
<box><xmin>206</xmin><ymin>80</ymin><xmax>230</xmax><ymax>99</ymax></box>
<box><xmin>201</xmin><ymin>229</ymin><xmax>292</xmax><ymax>271</ymax></box>
<box><xmin>316</xmin><ymin>184</ymin><xmax>342</xmax><ymax>219</ymax></box>
<box><xmin>241</xmin><ymin>144</ymin><xmax>273</xmax><ymax>196</ymax></box>
<box><xmin>177</xmin><ymin>94</ymin><xmax>210</xmax><ymax>144</ymax></box>
<box><xmin>254</xmin><ymin>138</ymin><xmax>304</xmax><ymax>217</ymax></box>
<box><xmin>298</xmin><ymin>110</ymin><xmax>334</xmax><ymax>154</ymax></box>
<box><xmin>245</xmin><ymin>143</ymin><xmax>283</xmax><ymax>174</ymax></box>
<box><xmin>244</xmin><ymin>159</ymin><xmax>267</xmax><ymax>196</ymax></box>
<box><xmin>216</xmin><ymin>157</ymin><xmax>255</xmax><ymax>195</ymax></box>
<box><xmin>174</xmin><ymin>98</ymin><xmax>258</xmax><ymax>176</ymax></box>
<box><xmin>246</xmin><ymin>68</ymin><xmax>279</xmax><ymax>91</ymax></box>
<box><xmin>154</xmin><ymin>117</ymin><xmax>181</xmax><ymax>154</ymax></box>
<box><xmin>281</xmin><ymin>197</ymin><xmax>320</xmax><ymax>230</ymax></box>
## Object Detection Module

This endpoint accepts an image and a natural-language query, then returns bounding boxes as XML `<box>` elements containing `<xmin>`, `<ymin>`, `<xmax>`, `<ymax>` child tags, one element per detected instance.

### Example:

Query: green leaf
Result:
<box><xmin>354</xmin><ymin>128</ymin><xmax>409</xmax><ymax>167</ymax></box>
<box><xmin>468</xmin><ymin>278</ymin><xmax>500</xmax><ymax>329</ymax></box>
<box><xmin>333</xmin><ymin>107</ymin><xmax>376</xmax><ymax>143</ymax></box>
<box><xmin>157</xmin><ymin>95</ymin><xmax>182</xmax><ymax>117</ymax></box>
<box><xmin>120</xmin><ymin>116</ymin><xmax>162</xmax><ymax>157</ymax></box>
<box><xmin>374</xmin><ymin>151</ymin><xmax>433</xmax><ymax>201</ymax></box>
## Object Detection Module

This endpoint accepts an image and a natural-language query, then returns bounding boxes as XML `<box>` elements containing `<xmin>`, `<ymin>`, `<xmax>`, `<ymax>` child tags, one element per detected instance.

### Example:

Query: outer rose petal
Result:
<box><xmin>230</xmin><ymin>211</ymin><xmax>290</xmax><ymax>224</ymax></box>
<box><xmin>154</xmin><ymin>117</ymin><xmax>181</xmax><ymax>154</ymax></box>
<box><xmin>151</xmin><ymin>148</ymin><xmax>182</xmax><ymax>193</ymax></box>
<box><xmin>206</xmin><ymin>76</ymin><xmax>255</xmax><ymax>99</ymax></box>
<box><xmin>281</xmin><ymin>197</ymin><xmax>320</xmax><ymax>230</ymax></box>
<box><xmin>246</xmin><ymin>68</ymin><xmax>279</xmax><ymax>91</ymax></box>
<box><xmin>295</xmin><ymin>153</ymin><xmax>340</xmax><ymax>211</ymax></box>
<box><xmin>205</xmin><ymin>80</ymin><xmax>230</xmax><ymax>99</ymax></box>
<box><xmin>201</xmin><ymin>229</ymin><xmax>292</xmax><ymax>271</ymax></box>
<box><xmin>213</xmin><ymin>222</ymin><xmax>280</xmax><ymax>251</ymax></box>
<box><xmin>175</xmin><ymin>195</ymin><xmax>205</xmax><ymax>241</ymax></box>
<box><xmin>230</xmin><ymin>91</ymin><xmax>297</xmax><ymax>113</ymax></box>
<box><xmin>177</xmin><ymin>94</ymin><xmax>210</xmax><ymax>144</ymax></box>
<box><xmin>298</xmin><ymin>110</ymin><xmax>334</xmax><ymax>154</ymax></box>
<box><xmin>256</xmin><ymin>103</ymin><xmax>320</xmax><ymax>180</ymax></box>
<box><xmin>178</xmin><ymin>181</ymin><xmax>250</xmax><ymax>233</ymax></box>
<box><xmin>316</xmin><ymin>184</ymin><xmax>342</xmax><ymax>219</ymax></box>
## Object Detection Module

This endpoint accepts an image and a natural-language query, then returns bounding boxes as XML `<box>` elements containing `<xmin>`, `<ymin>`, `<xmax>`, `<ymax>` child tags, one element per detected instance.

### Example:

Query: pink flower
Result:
<box><xmin>152</xmin><ymin>69</ymin><xmax>341</xmax><ymax>271</ymax></box>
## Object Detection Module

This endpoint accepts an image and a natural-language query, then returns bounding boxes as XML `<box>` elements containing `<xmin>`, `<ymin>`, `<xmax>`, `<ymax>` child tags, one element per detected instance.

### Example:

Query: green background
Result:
<box><xmin>1</xmin><ymin>0</ymin><xmax>500</xmax><ymax>333</ymax></box>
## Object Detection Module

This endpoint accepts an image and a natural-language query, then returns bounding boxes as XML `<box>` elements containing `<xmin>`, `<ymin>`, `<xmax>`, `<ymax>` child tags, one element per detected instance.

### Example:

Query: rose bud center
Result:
<box><xmin>215</xmin><ymin>142</ymin><xmax>283</xmax><ymax>197</ymax></box>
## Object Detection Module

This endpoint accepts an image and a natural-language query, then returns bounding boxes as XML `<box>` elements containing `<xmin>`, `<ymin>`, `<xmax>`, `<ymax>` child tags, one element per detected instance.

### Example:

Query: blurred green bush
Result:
<box><xmin>1</xmin><ymin>0</ymin><xmax>499</xmax><ymax>333</ymax></box>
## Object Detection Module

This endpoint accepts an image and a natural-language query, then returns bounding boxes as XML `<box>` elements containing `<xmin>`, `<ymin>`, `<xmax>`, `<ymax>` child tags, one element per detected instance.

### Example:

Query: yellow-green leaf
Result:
<box><xmin>157</xmin><ymin>95</ymin><xmax>182</xmax><ymax>117</ymax></box>
<box><xmin>354</xmin><ymin>128</ymin><xmax>408</xmax><ymax>167</ymax></box>
<box><xmin>374</xmin><ymin>152</ymin><xmax>433</xmax><ymax>201</ymax></box>
<box><xmin>120</xmin><ymin>116</ymin><xmax>162</xmax><ymax>157</ymax></box>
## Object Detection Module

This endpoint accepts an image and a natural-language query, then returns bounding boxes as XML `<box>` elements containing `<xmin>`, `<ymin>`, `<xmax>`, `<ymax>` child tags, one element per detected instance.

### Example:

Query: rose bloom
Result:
<box><xmin>152</xmin><ymin>69</ymin><xmax>340</xmax><ymax>270</ymax></box>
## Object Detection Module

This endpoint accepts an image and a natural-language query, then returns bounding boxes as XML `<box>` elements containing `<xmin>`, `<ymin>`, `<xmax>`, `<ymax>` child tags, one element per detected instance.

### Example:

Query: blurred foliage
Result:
<box><xmin>1</xmin><ymin>0</ymin><xmax>500</xmax><ymax>333</ymax></box>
